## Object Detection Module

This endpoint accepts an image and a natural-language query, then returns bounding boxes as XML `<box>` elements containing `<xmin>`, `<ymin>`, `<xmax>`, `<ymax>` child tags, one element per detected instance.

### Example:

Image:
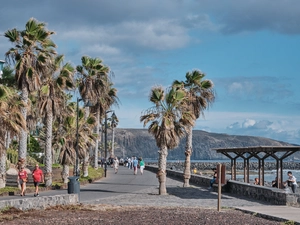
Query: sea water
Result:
<box><xmin>144</xmin><ymin>159</ymin><xmax>300</xmax><ymax>183</ymax></box>
<box><xmin>235</xmin><ymin>169</ymin><xmax>300</xmax><ymax>183</ymax></box>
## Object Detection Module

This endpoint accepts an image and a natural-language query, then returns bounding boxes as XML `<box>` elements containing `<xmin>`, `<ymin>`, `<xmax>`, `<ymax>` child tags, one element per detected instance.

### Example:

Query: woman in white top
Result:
<box><xmin>285</xmin><ymin>171</ymin><xmax>297</xmax><ymax>193</ymax></box>
<box><xmin>113</xmin><ymin>157</ymin><xmax>119</xmax><ymax>174</ymax></box>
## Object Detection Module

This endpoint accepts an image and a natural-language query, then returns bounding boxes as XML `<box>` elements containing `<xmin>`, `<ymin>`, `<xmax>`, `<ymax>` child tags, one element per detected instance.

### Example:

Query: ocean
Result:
<box><xmin>144</xmin><ymin>159</ymin><xmax>300</xmax><ymax>183</ymax></box>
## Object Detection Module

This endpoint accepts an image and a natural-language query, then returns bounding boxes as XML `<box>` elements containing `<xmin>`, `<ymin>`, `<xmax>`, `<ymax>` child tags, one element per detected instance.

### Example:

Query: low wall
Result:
<box><xmin>146</xmin><ymin>161</ymin><xmax>300</xmax><ymax>171</ymax></box>
<box><xmin>0</xmin><ymin>194</ymin><xmax>78</xmax><ymax>210</ymax></box>
<box><xmin>145</xmin><ymin>165</ymin><xmax>300</xmax><ymax>207</ymax></box>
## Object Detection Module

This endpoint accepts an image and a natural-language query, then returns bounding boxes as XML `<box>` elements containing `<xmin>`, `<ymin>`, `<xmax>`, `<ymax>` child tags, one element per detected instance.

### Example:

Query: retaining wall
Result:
<box><xmin>0</xmin><ymin>194</ymin><xmax>78</xmax><ymax>210</ymax></box>
<box><xmin>145</xmin><ymin>165</ymin><xmax>300</xmax><ymax>207</ymax></box>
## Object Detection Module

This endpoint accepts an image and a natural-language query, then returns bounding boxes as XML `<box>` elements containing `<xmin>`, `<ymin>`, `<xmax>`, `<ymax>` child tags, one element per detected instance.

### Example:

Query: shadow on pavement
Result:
<box><xmin>166</xmin><ymin>186</ymin><xmax>232</xmax><ymax>200</ymax></box>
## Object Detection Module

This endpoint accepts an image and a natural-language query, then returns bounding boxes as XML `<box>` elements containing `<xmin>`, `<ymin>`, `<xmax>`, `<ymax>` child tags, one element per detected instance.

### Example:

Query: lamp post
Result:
<box><xmin>104</xmin><ymin>112</ymin><xmax>109</xmax><ymax>177</ymax></box>
<box><xmin>75</xmin><ymin>97</ymin><xmax>92</xmax><ymax>177</ymax></box>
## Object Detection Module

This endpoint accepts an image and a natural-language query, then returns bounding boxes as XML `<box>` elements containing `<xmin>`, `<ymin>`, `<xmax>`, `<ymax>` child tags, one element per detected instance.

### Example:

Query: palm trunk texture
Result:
<box><xmin>18</xmin><ymin>84</ymin><xmax>28</xmax><ymax>168</ymax></box>
<box><xmin>157</xmin><ymin>146</ymin><xmax>168</xmax><ymax>195</ymax></box>
<box><xmin>94</xmin><ymin>109</ymin><xmax>100</xmax><ymax>169</ymax></box>
<box><xmin>44</xmin><ymin>112</ymin><xmax>53</xmax><ymax>187</ymax></box>
<box><xmin>183</xmin><ymin>126</ymin><xmax>193</xmax><ymax>187</ymax></box>
<box><xmin>0</xmin><ymin>151</ymin><xmax>6</xmax><ymax>188</ymax></box>
<box><xmin>61</xmin><ymin>164</ymin><xmax>69</xmax><ymax>183</ymax></box>
<box><xmin>83</xmin><ymin>152</ymin><xmax>89</xmax><ymax>177</ymax></box>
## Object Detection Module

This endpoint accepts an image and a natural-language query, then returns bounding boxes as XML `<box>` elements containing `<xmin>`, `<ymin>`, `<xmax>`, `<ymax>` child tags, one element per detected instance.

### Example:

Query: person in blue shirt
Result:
<box><xmin>132</xmin><ymin>157</ymin><xmax>139</xmax><ymax>175</ymax></box>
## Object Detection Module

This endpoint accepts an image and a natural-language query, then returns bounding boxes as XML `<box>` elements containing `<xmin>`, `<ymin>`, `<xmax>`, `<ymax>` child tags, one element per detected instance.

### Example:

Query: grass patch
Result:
<box><xmin>80</xmin><ymin>167</ymin><xmax>104</xmax><ymax>183</ymax></box>
<box><xmin>51</xmin><ymin>166</ymin><xmax>104</xmax><ymax>188</ymax></box>
<box><xmin>0</xmin><ymin>187</ymin><xmax>19</xmax><ymax>195</ymax></box>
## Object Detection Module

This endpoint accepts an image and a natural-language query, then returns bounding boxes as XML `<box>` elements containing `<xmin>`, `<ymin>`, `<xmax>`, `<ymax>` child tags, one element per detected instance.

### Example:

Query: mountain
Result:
<box><xmin>109</xmin><ymin>128</ymin><xmax>298</xmax><ymax>160</ymax></box>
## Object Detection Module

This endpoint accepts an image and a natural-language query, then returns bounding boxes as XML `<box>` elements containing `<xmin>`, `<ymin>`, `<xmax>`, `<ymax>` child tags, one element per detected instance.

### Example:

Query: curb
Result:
<box><xmin>235</xmin><ymin>207</ymin><xmax>300</xmax><ymax>225</ymax></box>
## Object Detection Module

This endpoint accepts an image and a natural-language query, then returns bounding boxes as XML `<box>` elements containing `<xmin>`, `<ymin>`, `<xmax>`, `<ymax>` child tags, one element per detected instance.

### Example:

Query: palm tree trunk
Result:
<box><xmin>5</xmin><ymin>131</ymin><xmax>11</xmax><ymax>149</ymax></box>
<box><xmin>157</xmin><ymin>146</ymin><xmax>168</xmax><ymax>195</ymax></box>
<box><xmin>82</xmin><ymin>151</ymin><xmax>89</xmax><ymax>177</ymax></box>
<box><xmin>0</xmin><ymin>151</ymin><xmax>6</xmax><ymax>188</ymax></box>
<box><xmin>82</xmin><ymin>105</ymin><xmax>91</xmax><ymax>175</ymax></box>
<box><xmin>18</xmin><ymin>83</ymin><xmax>28</xmax><ymax>168</ymax></box>
<box><xmin>183</xmin><ymin>125</ymin><xmax>193</xmax><ymax>187</ymax></box>
<box><xmin>94</xmin><ymin>108</ymin><xmax>100</xmax><ymax>169</ymax></box>
<box><xmin>44</xmin><ymin>112</ymin><xmax>53</xmax><ymax>187</ymax></box>
<box><xmin>61</xmin><ymin>164</ymin><xmax>69</xmax><ymax>183</ymax></box>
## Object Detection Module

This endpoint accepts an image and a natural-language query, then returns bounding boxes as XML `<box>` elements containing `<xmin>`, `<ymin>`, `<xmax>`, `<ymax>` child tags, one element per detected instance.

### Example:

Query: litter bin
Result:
<box><xmin>67</xmin><ymin>176</ymin><xmax>80</xmax><ymax>194</ymax></box>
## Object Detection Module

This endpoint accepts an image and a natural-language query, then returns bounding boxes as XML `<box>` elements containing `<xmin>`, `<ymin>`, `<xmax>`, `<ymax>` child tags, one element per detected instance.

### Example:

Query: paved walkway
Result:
<box><xmin>1</xmin><ymin>166</ymin><xmax>300</xmax><ymax>224</ymax></box>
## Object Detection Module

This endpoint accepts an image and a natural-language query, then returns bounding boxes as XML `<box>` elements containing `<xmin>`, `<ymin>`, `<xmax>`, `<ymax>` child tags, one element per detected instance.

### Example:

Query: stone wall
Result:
<box><xmin>145</xmin><ymin>165</ymin><xmax>300</xmax><ymax>207</ymax></box>
<box><xmin>0</xmin><ymin>194</ymin><xmax>78</xmax><ymax>210</ymax></box>
<box><xmin>147</xmin><ymin>161</ymin><xmax>300</xmax><ymax>172</ymax></box>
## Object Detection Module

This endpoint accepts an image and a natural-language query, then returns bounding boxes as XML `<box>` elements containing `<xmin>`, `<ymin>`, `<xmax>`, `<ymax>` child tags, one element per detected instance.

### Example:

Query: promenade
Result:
<box><xmin>1</xmin><ymin>166</ymin><xmax>300</xmax><ymax>224</ymax></box>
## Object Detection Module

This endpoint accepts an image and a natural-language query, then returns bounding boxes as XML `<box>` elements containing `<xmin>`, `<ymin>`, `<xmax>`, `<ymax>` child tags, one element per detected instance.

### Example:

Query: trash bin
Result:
<box><xmin>67</xmin><ymin>176</ymin><xmax>80</xmax><ymax>194</ymax></box>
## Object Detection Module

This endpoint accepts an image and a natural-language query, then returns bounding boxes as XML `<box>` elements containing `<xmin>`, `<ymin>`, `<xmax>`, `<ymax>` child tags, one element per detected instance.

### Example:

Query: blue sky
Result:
<box><xmin>1</xmin><ymin>0</ymin><xmax>300</xmax><ymax>144</ymax></box>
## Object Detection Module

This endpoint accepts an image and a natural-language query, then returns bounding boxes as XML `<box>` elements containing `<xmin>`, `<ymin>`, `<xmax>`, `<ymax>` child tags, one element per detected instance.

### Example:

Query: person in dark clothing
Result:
<box><xmin>208</xmin><ymin>168</ymin><xmax>217</xmax><ymax>190</ymax></box>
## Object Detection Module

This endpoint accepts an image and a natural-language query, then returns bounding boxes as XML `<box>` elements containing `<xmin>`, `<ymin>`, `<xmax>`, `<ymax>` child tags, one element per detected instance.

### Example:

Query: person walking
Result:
<box><xmin>113</xmin><ymin>157</ymin><xmax>119</xmax><ymax>174</ymax></box>
<box><xmin>17</xmin><ymin>166</ymin><xmax>28</xmax><ymax>196</ymax></box>
<box><xmin>132</xmin><ymin>157</ymin><xmax>139</xmax><ymax>175</ymax></box>
<box><xmin>32</xmin><ymin>164</ymin><xmax>44</xmax><ymax>197</ymax></box>
<box><xmin>139</xmin><ymin>158</ymin><xmax>145</xmax><ymax>175</ymax></box>
<box><xmin>127</xmin><ymin>157</ymin><xmax>132</xmax><ymax>169</ymax></box>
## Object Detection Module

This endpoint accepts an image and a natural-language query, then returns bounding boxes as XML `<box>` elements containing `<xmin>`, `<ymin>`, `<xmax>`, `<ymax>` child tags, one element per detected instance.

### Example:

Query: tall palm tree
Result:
<box><xmin>4</xmin><ymin>18</ymin><xmax>56</xmax><ymax>167</ymax></box>
<box><xmin>140</xmin><ymin>86</ymin><xmax>194</xmax><ymax>195</ymax></box>
<box><xmin>38</xmin><ymin>55</ymin><xmax>75</xmax><ymax>186</ymax></box>
<box><xmin>77</xmin><ymin>56</ymin><xmax>111</xmax><ymax>171</ymax></box>
<box><xmin>0</xmin><ymin>86</ymin><xmax>26</xmax><ymax>187</ymax></box>
<box><xmin>57</xmin><ymin>103</ymin><xmax>96</xmax><ymax>182</ymax></box>
<box><xmin>173</xmin><ymin>70</ymin><xmax>215</xmax><ymax>187</ymax></box>
<box><xmin>96</xmin><ymin>83</ymin><xmax>119</xmax><ymax>158</ymax></box>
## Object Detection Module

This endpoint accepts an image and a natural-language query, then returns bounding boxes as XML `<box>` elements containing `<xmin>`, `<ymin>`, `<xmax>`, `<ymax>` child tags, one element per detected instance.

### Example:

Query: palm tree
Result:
<box><xmin>140</xmin><ymin>86</ymin><xmax>194</xmax><ymax>195</ymax></box>
<box><xmin>173</xmin><ymin>70</ymin><xmax>215</xmax><ymax>187</ymax></box>
<box><xmin>37</xmin><ymin>55</ymin><xmax>75</xmax><ymax>186</ymax></box>
<box><xmin>4</xmin><ymin>18</ymin><xmax>56</xmax><ymax>167</ymax></box>
<box><xmin>96</xmin><ymin>84</ymin><xmax>119</xmax><ymax>158</ymax></box>
<box><xmin>57</xmin><ymin>103</ymin><xmax>96</xmax><ymax>182</ymax></box>
<box><xmin>77</xmin><ymin>56</ymin><xmax>111</xmax><ymax>171</ymax></box>
<box><xmin>0</xmin><ymin>86</ymin><xmax>26</xmax><ymax>187</ymax></box>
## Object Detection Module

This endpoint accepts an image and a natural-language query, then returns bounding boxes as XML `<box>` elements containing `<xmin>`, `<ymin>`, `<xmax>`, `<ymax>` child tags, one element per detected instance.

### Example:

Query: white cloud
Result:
<box><xmin>242</xmin><ymin>119</ymin><xmax>256</xmax><ymax>128</ymax></box>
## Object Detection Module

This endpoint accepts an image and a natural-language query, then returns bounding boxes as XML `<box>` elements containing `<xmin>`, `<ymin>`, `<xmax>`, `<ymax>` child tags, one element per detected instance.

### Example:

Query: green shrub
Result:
<box><xmin>7</xmin><ymin>149</ymin><xmax>18</xmax><ymax>165</ymax></box>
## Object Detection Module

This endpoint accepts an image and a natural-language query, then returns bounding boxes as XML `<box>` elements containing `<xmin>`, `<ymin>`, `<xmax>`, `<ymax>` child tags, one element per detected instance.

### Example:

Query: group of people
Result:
<box><xmin>113</xmin><ymin>156</ymin><xmax>145</xmax><ymax>175</ymax></box>
<box><xmin>253</xmin><ymin>171</ymin><xmax>298</xmax><ymax>193</ymax></box>
<box><xmin>17</xmin><ymin>164</ymin><xmax>44</xmax><ymax>197</ymax></box>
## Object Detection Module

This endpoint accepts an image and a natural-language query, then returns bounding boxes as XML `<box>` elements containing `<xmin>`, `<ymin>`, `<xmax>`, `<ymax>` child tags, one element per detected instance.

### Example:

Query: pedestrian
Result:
<box><xmin>17</xmin><ymin>166</ymin><xmax>28</xmax><ymax>196</ymax></box>
<box><xmin>272</xmin><ymin>177</ymin><xmax>278</xmax><ymax>188</ymax></box>
<box><xmin>127</xmin><ymin>157</ymin><xmax>132</xmax><ymax>169</ymax></box>
<box><xmin>139</xmin><ymin>157</ymin><xmax>145</xmax><ymax>175</ymax></box>
<box><xmin>32</xmin><ymin>164</ymin><xmax>44</xmax><ymax>197</ymax></box>
<box><xmin>132</xmin><ymin>157</ymin><xmax>139</xmax><ymax>175</ymax></box>
<box><xmin>208</xmin><ymin>168</ymin><xmax>217</xmax><ymax>190</ymax></box>
<box><xmin>113</xmin><ymin>157</ymin><xmax>119</xmax><ymax>174</ymax></box>
<box><xmin>253</xmin><ymin>177</ymin><xmax>260</xmax><ymax>185</ymax></box>
<box><xmin>284</xmin><ymin>171</ymin><xmax>298</xmax><ymax>193</ymax></box>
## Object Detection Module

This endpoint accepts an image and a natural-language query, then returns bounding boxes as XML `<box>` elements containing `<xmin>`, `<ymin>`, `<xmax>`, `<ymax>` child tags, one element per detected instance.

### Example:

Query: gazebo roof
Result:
<box><xmin>213</xmin><ymin>146</ymin><xmax>300</xmax><ymax>154</ymax></box>
<box><xmin>212</xmin><ymin>145</ymin><xmax>300</xmax><ymax>188</ymax></box>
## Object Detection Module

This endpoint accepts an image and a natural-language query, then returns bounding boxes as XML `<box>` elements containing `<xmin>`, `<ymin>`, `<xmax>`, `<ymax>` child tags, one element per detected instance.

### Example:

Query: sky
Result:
<box><xmin>1</xmin><ymin>0</ymin><xmax>300</xmax><ymax>145</ymax></box>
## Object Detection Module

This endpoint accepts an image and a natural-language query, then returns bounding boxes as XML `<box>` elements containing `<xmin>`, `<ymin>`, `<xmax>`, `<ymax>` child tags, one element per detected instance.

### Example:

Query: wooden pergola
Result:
<box><xmin>213</xmin><ymin>146</ymin><xmax>300</xmax><ymax>188</ymax></box>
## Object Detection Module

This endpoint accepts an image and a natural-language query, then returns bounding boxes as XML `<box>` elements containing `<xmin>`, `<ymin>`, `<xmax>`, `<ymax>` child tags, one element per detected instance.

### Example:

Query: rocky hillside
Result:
<box><xmin>110</xmin><ymin>128</ymin><xmax>298</xmax><ymax>160</ymax></box>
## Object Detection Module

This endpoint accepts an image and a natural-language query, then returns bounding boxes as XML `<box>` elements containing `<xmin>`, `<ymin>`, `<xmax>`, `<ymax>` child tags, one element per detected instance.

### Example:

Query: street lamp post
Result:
<box><xmin>104</xmin><ymin>111</ymin><xmax>109</xmax><ymax>177</ymax></box>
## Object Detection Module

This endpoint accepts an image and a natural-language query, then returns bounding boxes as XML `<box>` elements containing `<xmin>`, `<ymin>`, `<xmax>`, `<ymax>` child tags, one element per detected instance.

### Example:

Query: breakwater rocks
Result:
<box><xmin>146</xmin><ymin>161</ymin><xmax>300</xmax><ymax>171</ymax></box>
